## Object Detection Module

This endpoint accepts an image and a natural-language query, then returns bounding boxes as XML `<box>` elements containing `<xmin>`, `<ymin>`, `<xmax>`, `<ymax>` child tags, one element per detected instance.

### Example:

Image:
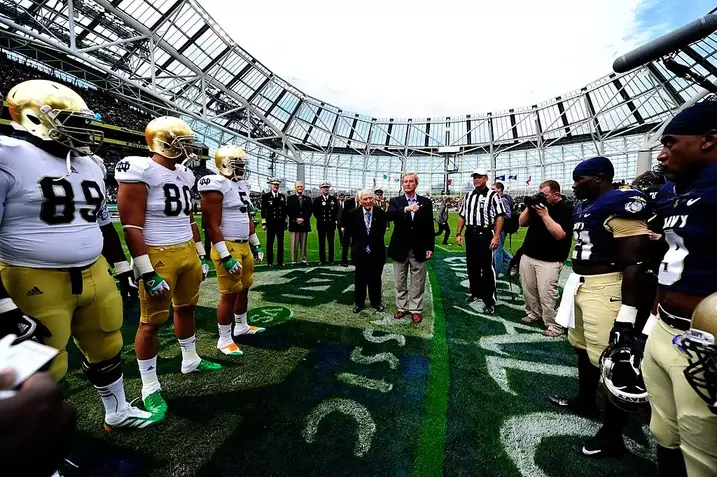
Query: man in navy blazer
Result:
<box><xmin>345</xmin><ymin>189</ymin><xmax>387</xmax><ymax>313</ymax></box>
<box><xmin>387</xmin><ymin>172</ymin><xmax>434</xmax><ymax>323</ymax></box>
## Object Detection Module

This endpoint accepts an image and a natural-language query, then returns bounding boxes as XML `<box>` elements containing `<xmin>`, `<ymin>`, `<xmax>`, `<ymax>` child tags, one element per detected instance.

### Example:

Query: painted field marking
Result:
<box><xmin>485</xmin><ymin>356</ymin><xmax>577</xmax><ymax>395</ymax></box>
<box><xmin>350</xmin><ymin>347</ymin><xmax>399</xmax><ymax>370</ymax></box>
<box><xmin>435</xmin><ymin>244</ymin><xmax>453</xmax><ymax>252</ymax></box>
<box><xmin>303</xmin><ymin>398</ymin><xmax>376</xmax><ymax>457</ymax></box>
<box><xmin>337</xmin><ymin>372</ymin><xmax>393</xmax><ymax>392</ymax></box>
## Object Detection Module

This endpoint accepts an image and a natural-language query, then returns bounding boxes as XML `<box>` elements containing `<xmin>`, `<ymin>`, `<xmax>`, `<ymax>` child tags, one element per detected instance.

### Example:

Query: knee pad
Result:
<box><xmin>82</xmin><ymin>352</ymin><xmax>122</xmax><ymax>387</ymax></box>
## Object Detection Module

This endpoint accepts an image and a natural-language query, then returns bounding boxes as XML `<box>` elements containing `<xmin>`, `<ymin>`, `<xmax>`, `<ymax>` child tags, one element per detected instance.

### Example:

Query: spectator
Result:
<box><xmin>434</xmin><ymin>201</ymin><xmax>450</xmax><ymax>245</ymax></box>
<box><xmin>517</xmin><ymin>180</ymin><xmax>573</xmax><ymax>337</ymax></box>
<box><xmin>491</xmin><ymin>182</ymin><xmax>514</xmax><ymax>277</ymax></box>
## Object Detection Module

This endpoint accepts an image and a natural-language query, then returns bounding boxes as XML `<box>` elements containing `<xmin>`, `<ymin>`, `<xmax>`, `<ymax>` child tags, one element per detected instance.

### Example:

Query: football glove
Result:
<box><xmin>141</xmin><ymin>272</ymin><xmax>170</xmax><ymax>297</ymax></box>
<box><xmin>200</xmin><ymin>258</ymin><xmax>211</xmax><ymax>281</ymax></box>
<box><xmin>0</xmin><ymin>300</ymin><xmax>51</xmax><ymax>345</ymax></box>
<box><xmin>221</xmin><ymin>256</ymin><xmax>242</xmax><ymax>275</ymax></box>
<box><xmin>252</xmin><ymin>246</ymin><xmax>264</xmax><ymax>263</ymax></box>
<box><xmin>609</xmin><ymin>321</ymin><xmax>633</xmax><ymax>348</ymax></box>
<box><xmin>630</xmin><ymin>333</ymin><xmax>648</xmax><ymax>368</ymax></box>
<box><xmin>116</xmin><ymin>270</ymin><xmax>139</xmax><ymax>302</ymax></box>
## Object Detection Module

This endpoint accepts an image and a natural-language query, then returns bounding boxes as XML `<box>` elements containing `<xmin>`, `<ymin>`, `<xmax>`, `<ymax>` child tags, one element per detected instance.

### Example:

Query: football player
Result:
<box><xmin>641</xmin><ymin>101</ymin><xmax>717</xmax><ymax>477</ymax></box>
<box><xmin>115</xmin><ymin>116</ymin><xmax>222</xmax><ymax>417</ymax></box>
<box><xmin>550</xmin><ymin>156</ymin><xmax>653</xmax><ymax>457</ymax></box>
<box><xmin>0</xmin><ymin>79</ymin><xmax>160</xmax><ymax>429</ymax></box>
<box><xmin>199</xmin><ymin>145</ymin><xmax>265</xmax><ymax>357</ymax></box>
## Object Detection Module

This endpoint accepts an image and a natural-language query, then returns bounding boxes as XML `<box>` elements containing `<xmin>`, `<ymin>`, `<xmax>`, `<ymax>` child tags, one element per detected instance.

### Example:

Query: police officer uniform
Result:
<box><xmin>261</xmin><ymin>178</ymin><xmax>288</xmax><ymax>266</ymax></box>
<box><xmin>313</xmin><ymin>181</ymin><xmax>339</xmax><ymax>264</ymax></box>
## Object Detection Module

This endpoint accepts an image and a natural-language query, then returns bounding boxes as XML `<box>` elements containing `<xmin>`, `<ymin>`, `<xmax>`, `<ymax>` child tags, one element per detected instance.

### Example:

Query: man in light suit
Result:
<box><xmin>387</xmin><ymin>172</ymin><xmax>434</xmax><ymax>323</ymax></box>
<box><xmin>345</xmin><ymin>189</ymin><xmax>388</xmax><ymax>313</ymax></box>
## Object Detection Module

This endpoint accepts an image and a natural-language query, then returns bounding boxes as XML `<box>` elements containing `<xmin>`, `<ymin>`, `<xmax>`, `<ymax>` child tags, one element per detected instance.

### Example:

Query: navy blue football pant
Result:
<box><xmin>465</xmin><ymin>227</ymin><xmax>496</xmax><ymax>307</ymax></box>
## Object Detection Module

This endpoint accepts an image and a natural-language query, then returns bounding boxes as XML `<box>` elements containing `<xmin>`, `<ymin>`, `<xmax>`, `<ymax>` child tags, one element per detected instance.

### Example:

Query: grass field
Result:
<box><xmin>59</xmin><ymin>211</ymin><xmax>657</xmax><ymax>476</ymax></box>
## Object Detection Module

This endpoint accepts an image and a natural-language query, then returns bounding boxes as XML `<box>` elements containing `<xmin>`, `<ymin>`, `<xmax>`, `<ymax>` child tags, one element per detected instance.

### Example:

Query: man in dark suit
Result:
<box><xmin>313</xmin><ymin>181</ymin><xmax>339</xmax><ymax>264</ymax></box>
<box><xmin>261</xmin><ymin>177</ymin><xmax>287</xmax><ymax>267</ymax></box>
<box><xmin>345</xmin><ymin>189</ymin><xmax>387</xmax><ymax>313</ymax></box>
<box><xmin>388</xmin><ymin>172</ymin><xmax>434</xmax><ymax>323</ymax></box>
<box><xmin>286</xmin><ymin>182</ymin><xmax>313</xmax><ymax>264</ymax></box>
<box><xmin>340</xmin><ymin>192</ymin><xmax>358</xmax><ymax>266</ymax></box>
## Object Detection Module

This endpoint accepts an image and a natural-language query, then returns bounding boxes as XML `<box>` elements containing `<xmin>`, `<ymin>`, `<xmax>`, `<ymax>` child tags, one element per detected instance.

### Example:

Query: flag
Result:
<box><xmin>526</xmin><ymin>176</ymin><xmax>532</xmax><ymax>185</ymax></box>
<box><xmin>447</xmin><ymin>178</ymin><xmax>453</xmax><ymax>185</ymax></box>
<box><xmin>509</xmin><ymin>175</ymin><xmax>518</xmax><ymax>180</ymax></box>
<box><xmin>496</xmin><ymin>175</ymin><xmax>505</xmax><ymax>181</ymax></box>
<box><xmin>373</xmin><ymin>178</ymin><xmax>376</xmax><ymax>187</ymax></box>
<box><xmin>383</xmin><ymin>174</ymin><xmax>388</xmax><ymax>179</ymax></box>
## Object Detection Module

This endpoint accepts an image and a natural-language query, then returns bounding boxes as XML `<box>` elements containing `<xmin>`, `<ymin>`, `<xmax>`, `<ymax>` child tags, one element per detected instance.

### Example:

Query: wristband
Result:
<box><xmin>0</xmin><ymin>297</ymin><xmax>17</xmax><ymax>314</ymax></box>
<box><xmin>249</xmin><ymin>233</ymin><xmax>260</xmax><ymax>247</ymax></box>
<box><xmin>195</xmin><ymin>241</ymin><xmax>206</xmax><ymax>257</ymax></box>
<box><xmin>615</xmin><ymin>304</ymin><xmax>638</xmax><ymax>325</ymax></box>
<box><xmin>134</xmin><ymin>254</ymin><xmax>155</xmax><ymax>276</ymax></box>
<box><xmin>213</xmin><ymin>240</ymin><xmax>231</xmax><ymax>259</ymax></box>
<box><xmin>114</xmin><ymin>260</ymin><xmax>131</xmax><ymax>275</ymax></box>
<box><xmin>642</xmin><ymin>313</ymin><xmax>658</xmax><ymax>336</ymax></box>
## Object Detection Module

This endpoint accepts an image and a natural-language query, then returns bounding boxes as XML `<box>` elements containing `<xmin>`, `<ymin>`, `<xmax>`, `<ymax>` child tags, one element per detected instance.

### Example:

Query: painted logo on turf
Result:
<box><xmin>249</xmin><ymin>306</ymin><xmax>293</xmax><ymax>326</ymax></box>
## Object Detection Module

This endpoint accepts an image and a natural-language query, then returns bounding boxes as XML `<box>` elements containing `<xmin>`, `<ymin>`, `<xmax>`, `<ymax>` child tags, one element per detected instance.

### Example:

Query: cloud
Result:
<box><xmin>199</xmin><ymin>0</ymin><xmax>678</xmax><ymax>118</ymax></box>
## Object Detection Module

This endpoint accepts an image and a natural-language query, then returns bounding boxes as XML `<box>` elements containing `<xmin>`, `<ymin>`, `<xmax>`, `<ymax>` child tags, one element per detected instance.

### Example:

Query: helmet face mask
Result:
<box><xmin>599</xmin><ymin>343</ymin><xmax>651</xmax><ymax>413</ymax></box>
<box><xmin>680</xmin><ymin>328</ymin><xmax>717</xmax><ymax>414</ymax></box>
<box><xmin>8</xmin><ymin>79</ymin><xmax>103</xmax><ymax>154</ymax></box>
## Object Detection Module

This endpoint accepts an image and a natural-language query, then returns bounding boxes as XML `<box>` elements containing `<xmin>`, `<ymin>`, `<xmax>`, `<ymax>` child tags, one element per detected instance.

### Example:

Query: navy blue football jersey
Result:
<box><xmin>572</xmin><ymin>189</ymin><xmax>650</xmax><ymax>263</ymax></box>
<box><xmin>655</xmin><ymin>163</ymin><xmax>717</xmax><ymax>296</ymax></box>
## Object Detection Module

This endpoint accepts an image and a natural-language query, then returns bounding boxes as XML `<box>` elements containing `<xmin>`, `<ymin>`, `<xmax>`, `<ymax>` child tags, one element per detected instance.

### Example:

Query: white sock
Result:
<box><xmin>178</xmin><ymin>335</ymin><xmax>201</xmax><ymax>365</ymax></box>
<box><xmin>233</xmin><ymin>313</ymin><xmax>249</xmax><ymax>335</ymax></box>
<box><xmin>217</xmin><ymin>324</ymin><xmax>233</xmax><ymax>346</ymax></box>
<box><xmin>95</xmin><ymin>376</ymin><xmax>129</xmax><ymax>416</ymax></box>
<box><xmin>138</xmin><ymin>356</ymin><xmax>161</xmax><ymax>400</ymax></box>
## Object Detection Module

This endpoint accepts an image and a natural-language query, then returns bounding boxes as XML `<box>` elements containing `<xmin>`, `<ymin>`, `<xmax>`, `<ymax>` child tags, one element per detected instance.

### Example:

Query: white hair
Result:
<box><xmin>358</xmin><ymin>189</ymin><xmax>374</xmax><ymax>200</ymax></box>
<box><xmin>295</xmin><ymin>181</ymin><xmax>304</xmax><ymax>189</ymax></box>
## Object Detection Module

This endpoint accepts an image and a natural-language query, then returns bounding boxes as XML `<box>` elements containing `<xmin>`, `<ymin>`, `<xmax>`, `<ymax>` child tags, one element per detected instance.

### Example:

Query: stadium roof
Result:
<box><xmin>1</xmin><ymin>1</ymin><xmax>716</xmax><ymax>162</ymax></box>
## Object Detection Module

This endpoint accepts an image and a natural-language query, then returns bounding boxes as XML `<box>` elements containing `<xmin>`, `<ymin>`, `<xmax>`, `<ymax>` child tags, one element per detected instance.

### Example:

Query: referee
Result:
<box><xmin>456</xmin><ymin>168</ymin><xmax>506</xmax><ymax>314</ymax></box>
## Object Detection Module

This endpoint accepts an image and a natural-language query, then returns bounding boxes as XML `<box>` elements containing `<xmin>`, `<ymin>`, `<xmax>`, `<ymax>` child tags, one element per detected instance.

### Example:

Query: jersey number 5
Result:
<box><xmin>164</xmin><ymin>183</ymin><xmax>193</xmax><ymax>216</ymax></box>
<box><xmin>39</xmin><ymin>177</ymin><xmax>103</xmax><ymax>225</ymax></box>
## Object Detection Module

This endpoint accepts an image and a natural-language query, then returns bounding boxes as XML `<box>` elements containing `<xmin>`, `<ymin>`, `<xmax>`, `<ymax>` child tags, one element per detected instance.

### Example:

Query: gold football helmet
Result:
<box><xmin>145</xmin><ymin>116</ymin><xmax>200</xmax><ymax>160</ymax></box>
<box><xmin>215</xmin><ymin>145</ymin><xmax>249</xmax><ymax>180</ymax></box>
<box><xmin>7</xmin><ymin>79</ymin><xmax>103</xmax><ymax>152</ymax></box>
<box><xmin>679</xmin><ymin>292</ymin><xmax>717</xmax><ymax>414</ymax></box>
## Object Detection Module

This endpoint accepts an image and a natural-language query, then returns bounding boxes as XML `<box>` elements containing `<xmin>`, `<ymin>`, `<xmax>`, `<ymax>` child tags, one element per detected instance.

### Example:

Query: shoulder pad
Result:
<box><xmin>115</xmin><ymin>156</ymin><xmax>152</xmax><ymax>184</ymax></box>
<box><xmin>605</xmin><ymin>189</ymin><xmax>650</xmax><ymax>219</ymax></box>
<box><xmin>0</xmin><ymin>136</ymin><xmax>33</xmax><ymax>167</ymax></box>
<box><xmin>197</xmin><ymin>174</ymin><xmax>228</xmax><ymax>193</ymax></box>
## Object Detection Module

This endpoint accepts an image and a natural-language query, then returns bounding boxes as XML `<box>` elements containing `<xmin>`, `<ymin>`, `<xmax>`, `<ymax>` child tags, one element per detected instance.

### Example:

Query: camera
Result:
<box><xmin>524</xmin><ymin>191</ymin><xmax>547</xmax><ymax>208</ymax></box>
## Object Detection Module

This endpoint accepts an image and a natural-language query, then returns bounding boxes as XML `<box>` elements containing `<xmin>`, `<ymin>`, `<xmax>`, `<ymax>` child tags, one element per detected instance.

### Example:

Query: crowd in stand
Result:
<box><xmin>0</xmin><ymin>54</ymin><xmax>152</xmax><ymax>131</ymax></box>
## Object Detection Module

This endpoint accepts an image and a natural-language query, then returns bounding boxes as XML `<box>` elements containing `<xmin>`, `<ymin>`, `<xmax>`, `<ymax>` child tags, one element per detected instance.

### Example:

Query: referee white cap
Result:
<box><xmin>471</xmin><ymin>167</ymin><xmax>488</xmax><ymax>177</ymax></box>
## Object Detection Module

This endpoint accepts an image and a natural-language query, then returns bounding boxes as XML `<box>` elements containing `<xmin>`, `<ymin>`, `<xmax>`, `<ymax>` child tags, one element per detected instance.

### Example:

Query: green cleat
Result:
<box><xmin>196</xmin><ymin>359</ymin><xmax>223</xmax><ymax>372</ymax></box>
<box><xmin>143</xmin><ymin>390</ymin><xmax>168</xmax><ymax>416</ymax></box>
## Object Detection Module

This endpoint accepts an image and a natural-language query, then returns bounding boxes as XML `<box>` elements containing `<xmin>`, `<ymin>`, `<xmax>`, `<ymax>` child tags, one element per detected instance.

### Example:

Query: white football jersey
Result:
<box><xmin>115</xmin><ymin>156</ymin><xmax>195</xmax><ymax>246</ymax></box>
<box><xmin>197</xmin><ymin>175</ymin><xmax>251</xmax><ymax>240</ymax></box>
<box><xmin>0</xmin><ymin>136</ymin><xmax>106</xmax><ymax>268</ymax></box>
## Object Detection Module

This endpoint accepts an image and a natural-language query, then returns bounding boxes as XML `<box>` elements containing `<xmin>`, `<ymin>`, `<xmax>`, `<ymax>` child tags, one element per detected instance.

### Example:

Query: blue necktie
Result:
<box><xmin>365</xmin><ymin>211</ymin><xmax>371</xmax><ymax>253</ymax></box>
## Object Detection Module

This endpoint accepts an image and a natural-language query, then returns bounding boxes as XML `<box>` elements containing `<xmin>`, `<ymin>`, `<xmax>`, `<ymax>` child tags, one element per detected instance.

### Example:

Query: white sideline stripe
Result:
<box><xmin>435</xmin><ymin>244</ymin><xmax>453</xmax><ymax>252</ymax></box>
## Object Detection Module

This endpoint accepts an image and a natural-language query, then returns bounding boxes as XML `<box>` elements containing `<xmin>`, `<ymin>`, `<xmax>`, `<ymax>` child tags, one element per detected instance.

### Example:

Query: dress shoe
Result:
<box><xmin>394</xmin><ymin>310</ymin><xmax>407</xmax><ymax>319</ymax></box>
<box><xmin>353</xmin><ymin>305</ymin><xmax>364</xmax><ymax>314</ymax></box>
<box><xmin>374</xmin><ymin>305</ymin><xmax>386</xmax><ymax>313</ymax></box>
<box><xmin>411</xmin><ymin>313</ymin><xmax>423</xmax><ymax>324</ymax></box>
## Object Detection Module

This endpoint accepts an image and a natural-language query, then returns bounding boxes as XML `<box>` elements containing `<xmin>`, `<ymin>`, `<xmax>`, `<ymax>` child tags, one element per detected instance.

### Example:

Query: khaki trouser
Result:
<box><xmin>519</xmin><ymin>254</ymin><xmax>563</xmax><ymax>327</ymax></box>
<box><xmin>290</xmin><ymin>231</ymin><xmax>307</xmax><ymax>262</ymax></box>
<box><xmin>567</xmin><ymin>272</ymin><xmax>622</xmax><ymax>367</ymax></box>
<box><xmin>643</xmin><ymin>319</ymin><xmax>717</xmax><ymax>477</ymax></box>
<box><xmin>393</xmin><ymin>250</ymin><xmax>427</xmax><ymax>313</ymax></box>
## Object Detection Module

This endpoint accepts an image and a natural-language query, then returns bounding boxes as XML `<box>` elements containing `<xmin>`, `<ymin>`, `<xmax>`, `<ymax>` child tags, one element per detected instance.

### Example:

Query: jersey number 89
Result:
<box><xmin>39</xmin><ymin>177</ymin><xmax>103</xmax><ymax>225</ymax></box>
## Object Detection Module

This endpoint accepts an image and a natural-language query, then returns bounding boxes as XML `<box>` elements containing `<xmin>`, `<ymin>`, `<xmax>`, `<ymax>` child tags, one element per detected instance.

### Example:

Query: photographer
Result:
<box><xmin>518</xmin><ymin>180</ymin><xmax>573</xmax><ymax>337</ymax></box>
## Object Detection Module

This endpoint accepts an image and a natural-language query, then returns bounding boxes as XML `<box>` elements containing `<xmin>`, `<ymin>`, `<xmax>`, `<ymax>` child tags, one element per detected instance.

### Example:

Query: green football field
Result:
<box><xmin>60</xmin><ymin>212</ymin><xmax>657</xmax><ymax>476</ymax></box>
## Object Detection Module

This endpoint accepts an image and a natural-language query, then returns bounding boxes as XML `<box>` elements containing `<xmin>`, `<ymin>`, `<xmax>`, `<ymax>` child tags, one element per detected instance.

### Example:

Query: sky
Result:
<box><xmin>199</xmin><ymin>0</ymin><xmax>714</xmax><ymax>119</ymax></box>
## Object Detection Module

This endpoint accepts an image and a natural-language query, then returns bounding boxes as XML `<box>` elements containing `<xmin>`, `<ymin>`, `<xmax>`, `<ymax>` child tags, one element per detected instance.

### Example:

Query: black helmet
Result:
<box><xmin>599</xmin><ymin>342</ymin><xmax>651</xmax><ymax>413</ymax></box>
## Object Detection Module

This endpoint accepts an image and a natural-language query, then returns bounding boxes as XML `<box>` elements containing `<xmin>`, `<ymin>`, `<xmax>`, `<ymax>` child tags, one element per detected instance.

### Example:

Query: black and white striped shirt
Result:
<box><xmin>458</xmin><ymin>187</ymin><xmax>506</xmax><ymax>228</ymax></box>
